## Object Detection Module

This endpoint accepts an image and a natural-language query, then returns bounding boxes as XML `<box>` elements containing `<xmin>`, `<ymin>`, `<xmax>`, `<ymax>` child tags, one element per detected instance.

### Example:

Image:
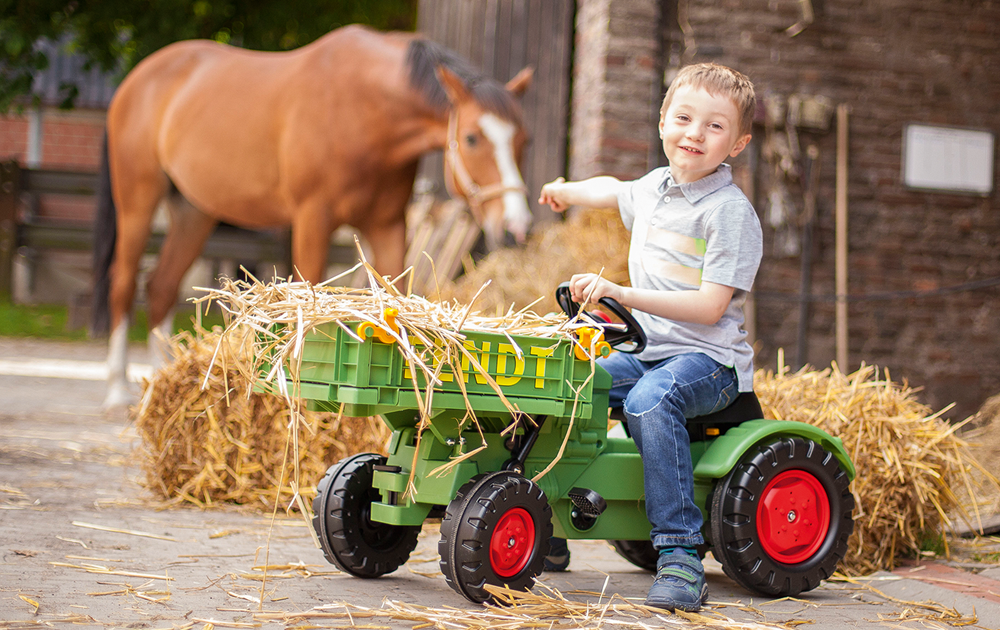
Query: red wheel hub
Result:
<box><xmin>756</xmin><ymin>469</ymin><xmax>830</xmax><ymax>564</ymax></box>
<box><xmin>490</xmin><ymin>507</ymin><xmax>535</xmax><ymax>578</ymax></box>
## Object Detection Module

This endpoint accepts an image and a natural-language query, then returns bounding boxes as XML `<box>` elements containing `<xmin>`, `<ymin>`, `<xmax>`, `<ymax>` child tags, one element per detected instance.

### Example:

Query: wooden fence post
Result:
<box><xmin>0</xmin><ymin>161</ymin><xmax>21</xmax><ymax>302</ymax></box>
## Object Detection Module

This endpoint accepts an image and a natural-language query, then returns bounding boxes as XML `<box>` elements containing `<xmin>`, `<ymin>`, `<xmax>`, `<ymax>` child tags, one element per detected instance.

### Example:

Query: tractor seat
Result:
<box><xmin>609</xmin><ymin>392</ymin><xmax>764</xmax><ymax>442</ymax></box>
<box><xmin>686</xmin><ymin>391</ymin><xmax>763</xmax><ymax>442</ymax></box>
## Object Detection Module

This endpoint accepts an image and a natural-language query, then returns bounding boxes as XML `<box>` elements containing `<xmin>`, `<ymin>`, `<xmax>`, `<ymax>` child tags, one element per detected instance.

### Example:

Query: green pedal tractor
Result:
<box><xmin>282</xmin><ymin>287</ymin><xmax>855</xmax><ymax>604</ymax></box>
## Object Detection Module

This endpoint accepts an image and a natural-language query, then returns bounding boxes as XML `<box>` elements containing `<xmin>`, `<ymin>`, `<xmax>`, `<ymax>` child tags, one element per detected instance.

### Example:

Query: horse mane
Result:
<box><xmin>405</xmin><ymin>39</ymin><xmax>521</xmax><ymax>123</ymax></box>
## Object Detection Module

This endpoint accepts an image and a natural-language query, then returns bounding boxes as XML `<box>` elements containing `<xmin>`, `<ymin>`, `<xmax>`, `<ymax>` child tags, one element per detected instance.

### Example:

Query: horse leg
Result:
<box><xmin>145</xmin><ymin>195</ymin><xmax>219</xmax><ymax>367</ymax></box>
<box><xmin>290</xmin><ymin>203</ymin><xmax>334</xmax><ymax>283</ymax></box>
<box><xmin>365</xmin><ymin>218</ymin><xmax>407</xmax><ymax>279</ymax></box>
<box><xmin>105</xmin><ymin>178</ymin><xmax>163</xmax><ymax>409</ymax></box>
<box><xmin>363</xmin><ymin>170</ymin><xmax>416</xmax><ymax>279</ymax></box>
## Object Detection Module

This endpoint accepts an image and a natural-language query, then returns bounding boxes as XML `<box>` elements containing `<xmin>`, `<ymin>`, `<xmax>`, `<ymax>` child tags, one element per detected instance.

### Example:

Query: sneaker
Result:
<box><xmin>644</xmin><ymin>548</ymin><xmax>708</xmax><ymax>612</ymax></box>
<box><xmin>543</xmin><ymin>537</ymin><xmax>571</xmax><ymax>572</ymax></box>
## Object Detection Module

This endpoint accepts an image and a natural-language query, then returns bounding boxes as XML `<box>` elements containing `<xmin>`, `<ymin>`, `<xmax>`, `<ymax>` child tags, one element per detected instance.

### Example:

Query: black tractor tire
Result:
<box><xmin>609</xmin><ymin>539</ymin><xmax>707</xmax><ymax>572</ymax></box>
<box><xmin>312</xmin><ymin>453</ymin><xmax>421</xmax><ymax>578</ymax></box>
<box><xmin>609</xmin><ymin>539</ymin><xmax>658</xmax><ymax>572</ymax></box>
<box><xmin>710</xmin><ymin>436</ymin><xmax>855</xmax><ymax>596</ymax></box>
<box><xmin>438</xmin><ymin>471</ymin><xmax>553</xmax><ymax>603</ymax></box>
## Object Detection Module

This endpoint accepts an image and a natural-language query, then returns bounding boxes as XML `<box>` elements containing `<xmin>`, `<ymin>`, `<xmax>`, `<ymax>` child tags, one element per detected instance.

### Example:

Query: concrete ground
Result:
<box><xmin>3</xmin><ymin>337</ymin><xmax>1000</xmax><ymax>629</ymax></box>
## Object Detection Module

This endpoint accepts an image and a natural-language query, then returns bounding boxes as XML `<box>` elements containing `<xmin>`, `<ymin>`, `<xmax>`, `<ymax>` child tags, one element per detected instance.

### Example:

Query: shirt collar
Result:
<box><xmin>659</xmin><ymin>163</ymin><xmax>733</xmax><ymax>203</ymax></box>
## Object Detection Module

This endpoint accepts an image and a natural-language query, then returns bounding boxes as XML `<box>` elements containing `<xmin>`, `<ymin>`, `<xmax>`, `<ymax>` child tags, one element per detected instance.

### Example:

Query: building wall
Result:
<box><xmin>571</xmin><ymin>0</ymin><xmax>661</xmax><ymax>180</ymax></box>
<box><xmin>0</xmin><ymin>107</ymin><xmax>106</xmax><ymax>222</ymax></box>
<box><xmin>0</xmin><ymin>117</ymin><xmax>30</xmax><ymax>161</ymax></box>
<box><xmin>570</xmin><ymin>0</ymin><xmax>1000</xmax><ymax>420</ymax></box>
<box><xmin>0</xmin><ymin>107</ymin><xmax>105</xmax><ymax>168</ymax></box>
<box><xmin>37</xmin><ymin>108</ymin><xmax>106</xmax><ymax>171</ymax></box>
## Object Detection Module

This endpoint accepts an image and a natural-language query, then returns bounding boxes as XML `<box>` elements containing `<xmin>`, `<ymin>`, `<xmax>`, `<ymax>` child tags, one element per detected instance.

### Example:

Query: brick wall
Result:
<box><xmin>570</xmin><ymin>0</ymin><xmax>661</xmax><ymax>180</ymax></box>
<box><xmin>571</xmin><ymin>0</ymin><xmax>1000</xmax><ymax>420</ymax></box>
<box><xmin>39</xmin><ymin>110</ymin><xmax>106</xmax><ymax>170</ymax></box>
<box><xmin>0</xmin><ymin>107</ymin><xmax>105</xmax><ymax>169</ymax></box>
<box><xmin>0</xmin><ymin>117</ymin><xmax>29</xmax><ymax>160</ymax></box>
<box><xmin>0</xmin><ymin>107</ymin><xmax>105</xmax><ymax>223</ymax></box>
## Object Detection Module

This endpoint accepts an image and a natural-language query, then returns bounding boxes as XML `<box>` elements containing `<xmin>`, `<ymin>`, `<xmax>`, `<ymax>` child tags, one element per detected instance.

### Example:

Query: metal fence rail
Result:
<box><xmin>0</xmin><ymin>160</ymin><xmax>356</xmax><ymax>303</ymax></box>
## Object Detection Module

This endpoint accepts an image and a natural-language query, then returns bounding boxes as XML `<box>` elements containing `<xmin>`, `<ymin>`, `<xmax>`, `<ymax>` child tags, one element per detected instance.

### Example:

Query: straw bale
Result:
<box><xmin>754</xmin><ymin>353</ymin><xmax>996</xmax><ymax>576</ymax></box>
<box><xmin>441</xmin><ymin>208</ymin><xmax>630</xmax><ymax>315</ymax></box>
<box><xmin>970</xmin><ymin>392</ymin><xmax>1000</xmax><ymax>431</ymax></box>
<box><xmin>957</xmin><ymin>392</ymin><xmax>1000</xmax><ymax>516</ymax></box>
<box><xmin>133</xmin><ymin>328</ymin><xmax>390</xmax><ymax>509</ymax></box>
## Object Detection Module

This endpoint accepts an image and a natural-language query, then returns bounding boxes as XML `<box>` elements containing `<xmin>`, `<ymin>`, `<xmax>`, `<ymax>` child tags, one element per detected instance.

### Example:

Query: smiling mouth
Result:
<box><xmin>680</xmin><ymin>146</ymin><xmax>704</xmax><ymax>155</ymax></box>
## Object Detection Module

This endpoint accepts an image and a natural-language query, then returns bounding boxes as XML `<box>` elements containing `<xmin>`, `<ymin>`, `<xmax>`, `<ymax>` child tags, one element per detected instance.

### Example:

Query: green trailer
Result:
<box><xmin>266</xmin><ymin>292</ymin><xmax>855</xmax><ymax>604</ymax></box>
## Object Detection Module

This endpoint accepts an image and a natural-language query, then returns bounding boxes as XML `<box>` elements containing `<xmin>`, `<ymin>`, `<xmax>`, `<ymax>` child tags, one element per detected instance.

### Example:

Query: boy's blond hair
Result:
<box><xmin>660</xmin><ymin>63</ymin><xmax>756</xmax><ymax>137</ymax></box>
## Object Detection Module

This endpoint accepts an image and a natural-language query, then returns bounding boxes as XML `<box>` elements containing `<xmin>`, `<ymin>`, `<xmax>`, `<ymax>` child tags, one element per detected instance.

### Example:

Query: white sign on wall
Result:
<box><xmin>902</xmin><ymin>124</ymin><xmax>995</xmax><ymax>196</ymax></box>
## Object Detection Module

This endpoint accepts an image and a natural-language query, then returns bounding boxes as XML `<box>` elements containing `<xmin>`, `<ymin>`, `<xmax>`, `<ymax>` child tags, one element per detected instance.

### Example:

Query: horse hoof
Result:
<box><xmin>103</xmin><ymin>382</ymin><xmax>136</xmax><ymax>410</ymax></box>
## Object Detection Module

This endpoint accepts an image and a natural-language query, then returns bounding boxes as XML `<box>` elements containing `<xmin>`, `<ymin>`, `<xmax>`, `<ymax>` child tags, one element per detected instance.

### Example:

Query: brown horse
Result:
<box><xmin>98</xmin><ymin>24</ymin><xmax>533</xmax><ymax>407</ymax></box>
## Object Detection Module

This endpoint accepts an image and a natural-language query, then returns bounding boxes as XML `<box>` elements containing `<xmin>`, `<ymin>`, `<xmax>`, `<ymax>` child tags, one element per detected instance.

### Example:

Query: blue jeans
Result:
<box><xmin>600</xmin><ymin>352</ymin><xmax>738</xmax><ymax>550</ymax></box>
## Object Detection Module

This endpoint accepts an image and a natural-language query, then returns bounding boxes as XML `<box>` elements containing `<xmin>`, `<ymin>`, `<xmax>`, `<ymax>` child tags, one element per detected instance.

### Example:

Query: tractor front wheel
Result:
<box><xmin>312</xmin><ymin>453</ymin><xmax>421</xmax><ymax>578</ymax></box>
<box><xmin>709</xmin><ymin>437</ymin><xmax>854</xmax><ymax>596</ymax></box>
<box><xmin>438</xmin><ymin>471</ymin><xmax>552</xmax><ymax>603</ymax></box>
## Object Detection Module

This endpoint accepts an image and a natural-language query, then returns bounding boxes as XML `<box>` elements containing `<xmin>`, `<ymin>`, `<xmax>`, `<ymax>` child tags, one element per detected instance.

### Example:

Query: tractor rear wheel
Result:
<box><xmin>710</xmin><ymin>437</ymin><xmax>854</xmax><ymax>596</ymax></box>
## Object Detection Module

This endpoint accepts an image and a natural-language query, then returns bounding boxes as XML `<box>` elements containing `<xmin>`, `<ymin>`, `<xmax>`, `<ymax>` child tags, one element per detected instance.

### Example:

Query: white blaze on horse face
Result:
<box><xmin>478</xmin><ymin>112</ymin><xmax>531</xmax><ymax>241</ymax></box>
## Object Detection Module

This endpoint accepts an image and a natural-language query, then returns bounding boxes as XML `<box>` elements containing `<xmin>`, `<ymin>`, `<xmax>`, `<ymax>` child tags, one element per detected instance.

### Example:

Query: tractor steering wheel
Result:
<box><xmin>555</xmin><ymin>282</ymin><xmax>646</xmax><ymax>354</ymax></box>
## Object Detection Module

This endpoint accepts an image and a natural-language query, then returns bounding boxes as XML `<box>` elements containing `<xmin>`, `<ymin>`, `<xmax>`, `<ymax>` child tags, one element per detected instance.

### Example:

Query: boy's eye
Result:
<box><xmin>465</xmin><ymin>133</ymin><xmax>478</xmax><ymax>147</ymax></box>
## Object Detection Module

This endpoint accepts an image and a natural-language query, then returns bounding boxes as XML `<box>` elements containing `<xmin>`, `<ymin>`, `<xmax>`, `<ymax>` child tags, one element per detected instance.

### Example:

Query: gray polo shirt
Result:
<box><xmin>616</xmin><ymin>164</ymin><xmax>762</xmax><ymax>391</ymax></box>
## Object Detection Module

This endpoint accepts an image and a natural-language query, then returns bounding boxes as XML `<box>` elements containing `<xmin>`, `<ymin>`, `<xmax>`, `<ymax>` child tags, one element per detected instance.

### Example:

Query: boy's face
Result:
<box><xmin>659</xmin><ymin>85</ymin><xmax>751</xmax><ymax>184</ymax></box>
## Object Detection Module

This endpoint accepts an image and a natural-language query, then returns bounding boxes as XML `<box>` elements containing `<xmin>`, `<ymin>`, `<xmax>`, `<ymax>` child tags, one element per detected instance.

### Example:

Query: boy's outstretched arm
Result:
<box><xmin>539</xmin><ymin>176</ymin><xmax>625</xmax><ymax>212</ymax></box>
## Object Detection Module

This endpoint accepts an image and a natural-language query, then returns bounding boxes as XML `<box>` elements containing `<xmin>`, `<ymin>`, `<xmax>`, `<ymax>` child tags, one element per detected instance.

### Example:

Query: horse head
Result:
<box><xmin>436</xmin><ymin>65</ymin><xmax>533</xmax><ymax>250</ymax></box>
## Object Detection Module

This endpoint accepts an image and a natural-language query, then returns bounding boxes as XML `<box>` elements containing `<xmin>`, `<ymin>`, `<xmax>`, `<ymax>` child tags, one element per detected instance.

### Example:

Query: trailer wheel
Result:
<box><xmin>439</xmin><ymin>471</ymin><xmax>552</xmax><ymax>603</ymax></box>
<box><xmin>710</xmin><ymin>437</ymin><xmax>854</xmax><ymax>596</ymax></box>
<box><xmin>312</xmin><ymin>453</ymin><xmax>421</xmax><ymax>578</ymax></box>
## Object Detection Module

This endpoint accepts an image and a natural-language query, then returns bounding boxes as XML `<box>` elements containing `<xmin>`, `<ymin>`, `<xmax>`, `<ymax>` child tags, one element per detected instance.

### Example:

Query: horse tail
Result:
<box><xmin>90</xmin><ymin>131</ymin><xmax>116</xmax><ymax>337</ymax></box>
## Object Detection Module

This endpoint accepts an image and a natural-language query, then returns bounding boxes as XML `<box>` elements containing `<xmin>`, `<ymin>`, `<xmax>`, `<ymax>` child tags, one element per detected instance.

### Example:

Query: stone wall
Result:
<box><xmin>570</xmin><ymin>0</ymin><xmax>661</xmax><ymax>180</ymax></box>
<box><xmin>570</xmin><ymin>0</ymin><xmax>1000</xmax><ymax>419</ymax></box>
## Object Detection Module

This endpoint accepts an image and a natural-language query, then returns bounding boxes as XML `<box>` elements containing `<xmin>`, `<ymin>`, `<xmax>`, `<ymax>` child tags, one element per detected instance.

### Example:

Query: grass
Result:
<box><xmin>973</xmin><ymin>551</ymin><xmax>1000</xmax><ymax>563</ymax></box>
<box><xmin>0</xmin><ymin>301</ymin><xmax>227</xmax><ymax>342</ymax></box>
<box><xmin>917</xmin><ymin>531</ymin><xmax>948</xmax><ymax>558</ymax></box>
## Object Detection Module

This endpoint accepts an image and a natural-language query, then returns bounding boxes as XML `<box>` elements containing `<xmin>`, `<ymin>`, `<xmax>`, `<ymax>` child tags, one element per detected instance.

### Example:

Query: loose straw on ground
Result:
<box><xmin>253</xmin><ymin>583</ymin><xmax>797</xmax><ymax>630</ymax></box>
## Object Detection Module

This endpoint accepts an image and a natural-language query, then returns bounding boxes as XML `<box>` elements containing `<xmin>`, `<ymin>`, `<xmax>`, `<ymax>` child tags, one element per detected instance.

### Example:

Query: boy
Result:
<box><xmin>538</xmin><ymin>63</ymin><xmax>761</xmax><ymax>612</ymax></box>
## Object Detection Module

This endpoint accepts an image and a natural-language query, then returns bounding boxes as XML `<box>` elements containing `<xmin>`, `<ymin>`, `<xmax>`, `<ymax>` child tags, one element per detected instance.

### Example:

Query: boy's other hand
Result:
<box><xmin>570</xmin><ymin>273</ymin><xmax>625</xmax><ymax>305</ymax></box>
<box><xmin>539</xmin><ymin>177</ymin><xmax>570</xmax><ymax>212</ymax></box>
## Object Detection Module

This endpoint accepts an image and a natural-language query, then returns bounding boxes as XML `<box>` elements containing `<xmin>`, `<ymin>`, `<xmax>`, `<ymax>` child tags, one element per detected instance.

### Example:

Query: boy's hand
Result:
<box><xmin>569</xmin><ymin>273</ymin><xmax>625</xmax><ymax>305</ymax></box>
<box><xmin>538</xmin><ymin>177</ymin><xmax>570</xmax><ymax>212</ymax></box>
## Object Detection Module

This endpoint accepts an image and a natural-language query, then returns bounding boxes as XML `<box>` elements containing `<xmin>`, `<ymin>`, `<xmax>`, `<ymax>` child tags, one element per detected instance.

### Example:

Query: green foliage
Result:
<box><xmin>973</xmin><ymin>551</ymin><xmax>1000</xmax><ymax>563</ymax></box>
<box><xmin>916</xmin><ymin>531</ymin><xmax>948</xmax><ymax>558</ymax></box>
<box><xmin>0</xmin><ymin>0</ymin><xmax>417</xmax><ymax>112</ymax></box>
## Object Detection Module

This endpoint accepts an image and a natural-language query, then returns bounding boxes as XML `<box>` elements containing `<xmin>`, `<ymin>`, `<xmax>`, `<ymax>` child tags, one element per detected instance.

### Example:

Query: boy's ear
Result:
<box><xmin>729</xmin><ymin>133</ymin><xmax>752</xmax><ymax>157</ymax></box>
